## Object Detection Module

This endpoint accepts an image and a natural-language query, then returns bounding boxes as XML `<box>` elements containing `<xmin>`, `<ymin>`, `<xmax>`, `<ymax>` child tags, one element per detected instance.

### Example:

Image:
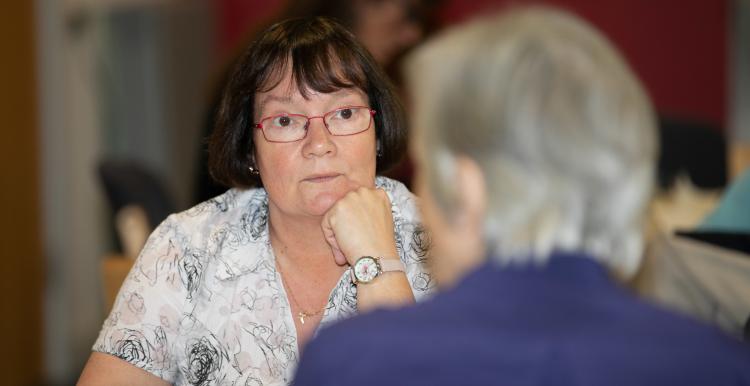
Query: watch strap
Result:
<box><xmin>378</xmin><ymin>258</ymin><xmax>405</xmax><ymax>274</ymax></box>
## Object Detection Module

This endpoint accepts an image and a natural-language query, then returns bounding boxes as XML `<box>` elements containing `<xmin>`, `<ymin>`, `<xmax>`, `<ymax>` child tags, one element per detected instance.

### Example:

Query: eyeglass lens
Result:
<box><xmin>261</xmin><ymin>107</ymin><xmax>372</xmax><ymax>142</ymax></box>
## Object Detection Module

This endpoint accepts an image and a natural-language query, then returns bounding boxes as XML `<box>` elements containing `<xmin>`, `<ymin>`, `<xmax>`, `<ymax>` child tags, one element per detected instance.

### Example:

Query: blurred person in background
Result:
<box><xmin>79</xmin><ymin>17</ymin><xmax>431</xmax><ymax>385</ymax></box>
<box><xmin>293</xmin><ymin>6</ymin><xmax>750</xmax><ymax>386</ymax></box>
<box><xmin>196</xmin><ymin>0</ymin><xmax>434</xmax><ymax>202</ymax></box>
<box><xmin>292</xmin><ymin>0</ymin><xmax>427</xmax><ymax>67</ymax></box>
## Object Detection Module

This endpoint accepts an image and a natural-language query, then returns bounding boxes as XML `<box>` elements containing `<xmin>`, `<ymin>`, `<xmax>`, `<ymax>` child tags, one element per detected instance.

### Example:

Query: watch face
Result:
<box><xmin>353</xmin><ymin>256</ymin><xmax>379</xmax><ymax>283</ymax></box>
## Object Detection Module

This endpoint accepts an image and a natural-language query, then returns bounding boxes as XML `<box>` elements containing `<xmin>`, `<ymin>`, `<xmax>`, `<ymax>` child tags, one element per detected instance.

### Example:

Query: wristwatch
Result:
<box><xmin>351</xmin><ymin>256</ymin><xmax>405</xmax><ymax>284</ymax></box>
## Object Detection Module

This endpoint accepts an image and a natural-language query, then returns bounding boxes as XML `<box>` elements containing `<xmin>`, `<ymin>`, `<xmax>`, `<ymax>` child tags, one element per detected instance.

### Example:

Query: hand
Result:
<box><xmin>321</xmin><ymin>187</ymin><xmax>399</xmax><ymax>266</ymax></box>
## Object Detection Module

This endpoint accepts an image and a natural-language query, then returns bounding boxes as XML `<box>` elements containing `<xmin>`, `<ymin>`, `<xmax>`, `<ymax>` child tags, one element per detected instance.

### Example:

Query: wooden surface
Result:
<box><xmin>0</xmin><ymin>1</ymin><xmax>44</xmax><ymax>384</ymax></box>
<box><xmin>730</xmin><ymin>141</ymin><xmax>750</xmax><ymax>179</ymax></box>
<box><xmin>101</xmin><ymin>255</ymin><xmax>135</xmax><ymax>314</ymax></box>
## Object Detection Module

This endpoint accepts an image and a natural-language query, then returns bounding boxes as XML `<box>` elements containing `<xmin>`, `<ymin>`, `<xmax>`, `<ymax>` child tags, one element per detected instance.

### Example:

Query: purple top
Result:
<box><xmin>294</xmin><ymin>252</ymin><xmax>750</xmax><ymax>386</ymax></box>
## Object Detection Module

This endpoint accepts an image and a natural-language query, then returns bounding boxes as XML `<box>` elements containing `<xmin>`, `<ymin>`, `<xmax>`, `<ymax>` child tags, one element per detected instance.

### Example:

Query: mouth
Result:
<box><xmin>302</xmin><ymin>173</ymin><xmax>342</xmax><ymax>183</ymax></box>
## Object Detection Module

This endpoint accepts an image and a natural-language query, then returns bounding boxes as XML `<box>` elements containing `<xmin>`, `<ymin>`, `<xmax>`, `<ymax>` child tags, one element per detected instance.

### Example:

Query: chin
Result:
<box><xmin>304</xmin><ymin>193</ymin><xmax>344</xmax><ymax>216</ymax></box>
<box><xmin>299</xmin><ymin>178</ymin><xmax>359</xmax><ymax>216</ymax></box>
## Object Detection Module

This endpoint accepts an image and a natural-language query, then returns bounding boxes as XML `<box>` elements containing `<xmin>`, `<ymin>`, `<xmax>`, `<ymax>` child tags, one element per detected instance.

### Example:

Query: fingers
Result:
<box><xmin>322</xmin><ymin>210</ymin><xmax>348</xmax><ymax>266</ymax></box>
<box><xmin>321</xmin><ymin>186</ymin><xmax>398</xmax><ymax>266</ymax></box>
<box><xmin>328</xmin><ymin>187</ymin><xmax>392</xmax><ymax>223</ymax></box>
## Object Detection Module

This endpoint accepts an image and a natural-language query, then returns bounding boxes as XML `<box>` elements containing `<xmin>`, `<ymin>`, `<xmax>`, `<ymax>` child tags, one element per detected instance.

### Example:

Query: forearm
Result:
<box><xmin>79</xmin><ymin>352</ymin><xmax>170</xmax><ymax>386</ymax></box>
<box><xmin>356</xmin><ymin>270</ymin><xmax>415</xmax><ymax>312</ymax></box>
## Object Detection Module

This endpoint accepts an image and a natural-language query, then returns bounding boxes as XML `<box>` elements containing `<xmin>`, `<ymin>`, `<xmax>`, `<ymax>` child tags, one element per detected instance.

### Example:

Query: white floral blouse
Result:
<box><xmin>93</xmin><ymin>177</ymin><xmax>433</xmax><ymax>385</ymax></box>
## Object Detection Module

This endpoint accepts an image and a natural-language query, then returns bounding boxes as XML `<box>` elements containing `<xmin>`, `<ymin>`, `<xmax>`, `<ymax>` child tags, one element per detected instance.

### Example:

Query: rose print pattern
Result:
<box><xmin>183</xmin><ymin>336</ymin><xmax>224</xmax><ymax>385</ymax></box>
<box><xmin>411</xmin><ymin>225</ymin><xmax>431</xmax><ymax>261</ymax></box>
<box><xmin>114</xmin><ymin>329</ymin><xmax>151</xmax><ymax>368</ymax></box>
<box><xmin>93</xmin><ymin>177</ymin><xmax>432</xmax><ymax>385</ymax></box>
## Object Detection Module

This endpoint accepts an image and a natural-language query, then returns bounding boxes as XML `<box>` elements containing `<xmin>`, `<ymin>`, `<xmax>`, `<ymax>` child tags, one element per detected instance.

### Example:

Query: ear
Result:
<box><xmin>452</xmin><ymin>155</ymin><xmax>487</xmax><ymax>232</ymax></box>
<box><xmin>432</xmin><ymin>154</ymin><xmax>488</xmax><ymax>288</ymax></box>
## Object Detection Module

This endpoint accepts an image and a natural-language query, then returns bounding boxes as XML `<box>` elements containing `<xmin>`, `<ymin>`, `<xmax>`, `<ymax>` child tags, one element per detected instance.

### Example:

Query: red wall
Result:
<box><xmin>438</xmin><ymin>0</ymin><xmax>727</xmax><ymax>127</ymax></box>
<box><xmin>215</xmin><ymin>0</ymin><xmax>285</xmax><ymax>58</ymax></box>
<box><xmin>216</xmin><ymin>0</ymin><xmax>727</xmax><ymax>127</ymax></box>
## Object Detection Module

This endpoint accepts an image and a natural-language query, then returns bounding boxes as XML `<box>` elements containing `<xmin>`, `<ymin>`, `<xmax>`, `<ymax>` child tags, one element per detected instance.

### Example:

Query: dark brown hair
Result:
<box><xmin>208</xmin><ymin>16</ymin><xmax>407</xmax><ymax>188</ymax></box>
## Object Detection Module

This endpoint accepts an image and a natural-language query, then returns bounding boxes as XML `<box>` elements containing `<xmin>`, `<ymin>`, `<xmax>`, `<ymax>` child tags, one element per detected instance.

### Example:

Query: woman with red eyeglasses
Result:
<box><xmin>79</xmin><ymin>17</ymin><xmax>432</xmax><ymax>386</ymax></box>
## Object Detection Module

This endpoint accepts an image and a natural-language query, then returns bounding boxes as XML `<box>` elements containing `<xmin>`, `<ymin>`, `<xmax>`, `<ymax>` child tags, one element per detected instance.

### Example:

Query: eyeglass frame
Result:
<box><xmin>253</xmin><ymin>105</ymin><xmax>377</xmax><ymax>143</ymax></box>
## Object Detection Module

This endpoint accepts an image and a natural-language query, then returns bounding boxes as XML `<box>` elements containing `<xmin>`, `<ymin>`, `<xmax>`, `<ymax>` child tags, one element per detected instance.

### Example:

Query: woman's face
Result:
<box><xmin>253</xmin><ymin>70</ymin><xmax>377</xmax><ymax>218</ymax></box>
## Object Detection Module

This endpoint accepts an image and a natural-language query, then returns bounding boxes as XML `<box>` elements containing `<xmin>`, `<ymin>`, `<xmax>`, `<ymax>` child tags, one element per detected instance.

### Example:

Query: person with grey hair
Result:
<box><xmin>293</xmin><ymin>6</ymin><xmax>750</xmax><ymax>386</ymax></box>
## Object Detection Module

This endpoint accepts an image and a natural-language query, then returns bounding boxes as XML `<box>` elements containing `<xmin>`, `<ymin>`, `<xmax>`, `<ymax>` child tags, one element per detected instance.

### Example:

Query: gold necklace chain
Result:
<box><xmin>275</xmin><ymin>259</ymin><xmax>327</xmax><ymax>325</ymax></box>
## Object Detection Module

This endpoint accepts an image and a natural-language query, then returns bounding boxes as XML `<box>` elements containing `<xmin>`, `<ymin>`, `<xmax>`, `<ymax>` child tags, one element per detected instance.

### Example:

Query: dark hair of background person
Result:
<box><xmin>207</xmin><ymin>16</ymin><xmax>407</xmax><ymax>189</ymax></box>
<box><xmin>657</xmin><ymin>115</ymin><xmax>727</xmax><ymax>190</ymax></box>
<box><xmin>286</xmin><ymin>0</ymin><xmax>438</xmax><ymax>71</ymax></box>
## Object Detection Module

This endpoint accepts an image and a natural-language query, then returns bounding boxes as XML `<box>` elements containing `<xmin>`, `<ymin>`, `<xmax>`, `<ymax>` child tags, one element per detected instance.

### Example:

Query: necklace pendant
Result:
<box><xmin>298</xmin><ymin>312</ymin><xmax>306</xmax><ymax>325</ymax></box>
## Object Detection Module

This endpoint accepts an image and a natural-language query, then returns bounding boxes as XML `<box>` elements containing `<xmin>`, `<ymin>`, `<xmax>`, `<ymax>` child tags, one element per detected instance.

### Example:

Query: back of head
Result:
<box><xmin>406</xmin><ymin>6</ymin><xmax>657</xmax><ymax>277</ymax></box>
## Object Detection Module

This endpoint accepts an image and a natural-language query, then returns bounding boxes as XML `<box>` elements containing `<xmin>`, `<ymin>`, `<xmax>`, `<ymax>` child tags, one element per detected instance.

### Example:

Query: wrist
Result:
<box><xmin>347</xmin><ymin>244</ymin><xmax>398</xmax><ymax>263</ymax></box>
<box><xmin>351</xmin><ymin>255</ymin><xmax>405</xmax><ymax>285</ymax></box>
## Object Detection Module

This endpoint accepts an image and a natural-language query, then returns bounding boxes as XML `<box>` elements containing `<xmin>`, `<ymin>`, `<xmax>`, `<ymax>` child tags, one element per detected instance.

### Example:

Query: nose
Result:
<box><xmin>302</xmin><ymin>117</ymin><xmax>336</xmax><ymax>158</ymax></box>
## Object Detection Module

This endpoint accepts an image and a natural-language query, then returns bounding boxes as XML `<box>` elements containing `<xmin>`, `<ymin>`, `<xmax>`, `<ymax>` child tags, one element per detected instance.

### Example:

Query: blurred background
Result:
<box><xmin>1</xmin><ymin>0</ymin><xmax>749</xmax><ymax>384</ymax></box>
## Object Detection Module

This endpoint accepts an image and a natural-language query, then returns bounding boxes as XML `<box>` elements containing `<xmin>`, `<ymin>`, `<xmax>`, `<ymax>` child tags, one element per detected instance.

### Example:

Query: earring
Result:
<box><xmin>248</xmin><ymin>165</ymin><xmax>260</xmax><ymax>175</ymax></box>
<box><xmin>376</xmin><ymin>141</ymin><xmax>383</xmax><ymax>158</ymax></box>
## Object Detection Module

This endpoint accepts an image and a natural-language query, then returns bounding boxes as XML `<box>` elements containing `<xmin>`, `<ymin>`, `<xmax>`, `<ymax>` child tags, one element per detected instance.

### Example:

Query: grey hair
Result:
<box><xmin>405</xmin><ymin>6</ymin><xmax>657</xmax><ymax>278</ymax></box>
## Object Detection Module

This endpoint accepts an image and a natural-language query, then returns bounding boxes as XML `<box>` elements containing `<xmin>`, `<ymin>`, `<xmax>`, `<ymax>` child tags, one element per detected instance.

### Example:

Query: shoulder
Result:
<box><xmin>544</xmin><ymin>262</ymin><xmax>750</xmax><ymax>381</ymax></box>
<box><xmin>375</xmin><ymin>177</ymin><xmax>425</xmax><ymax>251</ymax></box>
<box><xmin>376</xmin><ymin>176</ymin><xmax>434</xmax><ymax>295</ymax></box>
<box><xmin>94</xmin><ymin>188</ymin><xmax>275</xmax><ymax>381</ymax></box>
<box><xmin>376</xmin><ymin>176</ymin><xmax>420</xmax><ymax>223</ymax></box>
<box><xmin>127</xmin><ymin>187</ymin><xmax>271</xmax><ymax>297</ymax></box>
<box><xmin>294</xmin><ymin>312</ymin><xmax>402</xmax><ymax>385</ymax></box>
<box><xmin>595</xmin><ymin>313</ymin><xmax>750</xmax><ymax>383</ymax></box>
<box><xmin>154</xmin><ymin>187</ymin><xmax>273</xmax><ymax>280</ymax></box>
<box><xmin>147</xmin><ymin>187</ymin><xmax>269</xmax><ymax>257</ymax></box>
<box><xmin>168</xmin><ymin>187</ymin><xmax>267</xmax><ymax>235</ymax></box>
<box><xmin>617</xmin><ymin>299</ymin><xmax>750</xmax><ymax>371</ymax></box>
<box><xmin>295</xmin><ymin>295</ymin><xmax>456</xmax><ymax>386</ymax></box>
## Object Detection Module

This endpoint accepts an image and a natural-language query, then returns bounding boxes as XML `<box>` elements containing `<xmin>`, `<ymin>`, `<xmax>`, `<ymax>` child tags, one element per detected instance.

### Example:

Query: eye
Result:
<box><xmin>335</xmin><ymin>108</ymin><xmax>353</xmax><ymax>120</ymax></box>
<box><xmin>272</xmin><ymin>115</ymin><xmax>292</xmax><ymax>127</ymax></box>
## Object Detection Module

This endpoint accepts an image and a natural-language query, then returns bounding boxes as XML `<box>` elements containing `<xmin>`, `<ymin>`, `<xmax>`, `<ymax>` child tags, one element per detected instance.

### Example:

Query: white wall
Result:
<box><xmin>36</xmin><ymin>0</ymin><xmax>213</xmax><ymax>382</ymax></box>
<box><xmin>38</xmin><ymin>0</ymin><xmax>107</xmax><ymax>381</ymax></box>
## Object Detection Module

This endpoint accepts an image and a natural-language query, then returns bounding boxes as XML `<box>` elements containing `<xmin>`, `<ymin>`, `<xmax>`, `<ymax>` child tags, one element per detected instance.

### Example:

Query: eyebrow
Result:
<box><xmin>257</xmin><ymin>89</ymin><xmax>362</xmax><ymax>113</ymax></box>
<box><xmin>258</xmin><ymin>95</ymin><xmax>295</xmax><ymax>113</ymax></box>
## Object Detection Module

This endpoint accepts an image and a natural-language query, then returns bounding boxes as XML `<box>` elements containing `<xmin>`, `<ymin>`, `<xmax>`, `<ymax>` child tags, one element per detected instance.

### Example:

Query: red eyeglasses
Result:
<box><xmin>254</xmin><ymin>106</ymin><xmax>376</xmax><ymax>143</ymax></box>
